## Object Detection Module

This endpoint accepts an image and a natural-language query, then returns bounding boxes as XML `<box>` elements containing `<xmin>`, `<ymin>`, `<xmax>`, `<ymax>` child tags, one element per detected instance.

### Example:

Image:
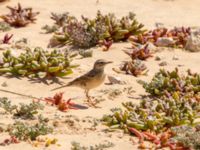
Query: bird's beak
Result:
<box><xmin>105</xmin><ymin>61</ymin><xmax>113</xmax><ymax>64</ymax></box>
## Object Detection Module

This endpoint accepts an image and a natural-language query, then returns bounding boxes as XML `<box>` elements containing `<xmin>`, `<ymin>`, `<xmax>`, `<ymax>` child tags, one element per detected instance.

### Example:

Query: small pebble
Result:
<box><xmin>159</xmin><ymin>61</ymin><xmax>167</xmax><ymax>66</ymax></box>
<box><xmin>107</xmin><ymin>76</ymin><xmax>125</xmax><ymax>84</ymax></box>
<box><xmin>1</xmin><ymin>82</ymin><xmax>7</xmax><ymax>87</ymax></box>
<box><xmin>117</xmin><ymin>132</ymin><xmax>124</xmax><ymax>138</ymax></box>
<box><xmin>155</xmin><ymin>56</ymin><xmax>161</xmax><ymax>61</ymax></box>
<box><xmin>129</xmin><ymin>137</ymin><xmax>137</xmax><ymax>145</ymax></box>
<box><xmin>155</xmin><ymin>22</ymin><xmax>164</xmax><ymax>28</ymax></box>
<box><xmin>98</xmin><ymin>133</ymin><xmax>102</xmax><ymax>136</ymax></box>
<box><xmin>177</xmin><ymin>64</ymin><xmax>184</xmax><ymax>67</ymax></box>
<box><xmin>107</xmin><ymin>133</ymin><xmax>112</xmax><ymax>138</ymax></box>
<box><xmin>53</xmin><ymin>120</ymin><xmax>59</xmax><ymax>127</ymax></box>
<box><xmin>172</xmin><ymin>55</ymin><xmax>179</xmax><ymax>60</ymax></box>
<box><xmin>155</xmin><ymin>37</ymin><xmax>175</xmax><ymax>47</ymax></box>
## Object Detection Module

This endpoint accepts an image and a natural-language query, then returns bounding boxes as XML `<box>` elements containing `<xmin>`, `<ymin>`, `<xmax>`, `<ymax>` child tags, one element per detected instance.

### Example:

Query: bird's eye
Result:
<box><xmin>100</xmin><ymin>62</ymin><xmax>104</xmax><ymax>64</ymax></box>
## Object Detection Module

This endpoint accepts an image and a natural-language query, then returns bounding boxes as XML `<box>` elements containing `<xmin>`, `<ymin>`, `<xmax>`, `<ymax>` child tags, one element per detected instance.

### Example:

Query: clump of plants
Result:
<box><xmin>102</xmin><ymin>68</ymin><xmax>200</xmax><ymax>148</ymax></box>
<box><xmin>48</xmin><ymin>11</ymin><xmax>145</xmax><ymax>48</ymax></box>
<box><xmin>119</xmin><ymin>42</ymin><xmax>152</xmax><ymax>77</ymax></box>
<box><xmin>0</xmin><ymin>47</ymin><xmax>75</xmax><ymax>78</ymax></box>
<box><xmin>0</xmin><ymin>97</ymin><xmax>17</xmax><ymax>113</ymax></box>
<box><xmin>41</xmin><ymin>92</ymin><xmax>78</xmax><ymax>112</ymax></box>
<box><xmin>14</xmin><ymin>102</ymin><xmax>44</xmax><ymax>119</ymax></box>
<box><xmin>79</xmin><ymin>50</ymin><xmax>93</xmax><ymax>58</ymax></box>
<box><xmin>124</xmin><ymin>44</ymin><xmax>153</xmax><ymax>60</ymax></box>
<box><xmin>120</xmin><ymin>59</ymin><xmax>148</xmax><ymax>76</ymax></box>
<box><xmin>7</xmin><ymin>120</ymin><xmax>53</xmax><ymax>141</ymax></box>
<box><xmin>0</xmin><ymin>97</ymin><xmax>44</xmax><ymax>119</ymax></box>
<box><xmin>102</xmin><ymin>97</ymin><xmax>200</xmax><ymax>133</ymax></box>
<box><xmin>98</xmin><ymin>39</ymin><xmax>113</xmax><ymax>51</ymax></box>
<box><xmin>1</xmin><ymin>3</ymin><xmax>39</xmax><ymax>27</ymax></box>
<box><xmin>41</xmin><ymin>24</ymin><xmax>59</xmax><ymax>33</ymax></box>
<box><xmin>130</xmin><ymin>27</ymin><xmax>191</xmax><ymax>48</ymax></box>
<box><xmin>140</xmin><ymin>68</ymin><xmax>200</xmax><ymax>101</ymax></box>
<box><xmin>0</xmin><ymin>136</ymin><xmax>20</xmax><ymax>146</ymax></box>
<box><xmin>0</xmin><ymin>34</ymin><xmax>13</xmax><ymax>44</ymax></box>
<box><xmin>50</xmin><ymin>12</ymin><xmax>72</xmax><ymax>27</ymax></box>
<box><xmin>0</xmin><ymin>22</ymin><xmax>11</xmax><ymax>32</ymax></box>
<box><xmin>71</xmin><ymin>141</ymin><xmax>114</xmax><ymax>150</ymax></box>
<box><xmin>169</xmin><ymin>125</ymin><xmax>200</xmax><ymax>149</ymax></box>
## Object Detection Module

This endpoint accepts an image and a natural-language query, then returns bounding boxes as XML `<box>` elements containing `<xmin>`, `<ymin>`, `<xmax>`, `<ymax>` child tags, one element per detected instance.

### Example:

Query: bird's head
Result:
<box><xmin>93</xmin><ymin>59</ymin><xmax>113</xmax><ymax>70</ymax></box>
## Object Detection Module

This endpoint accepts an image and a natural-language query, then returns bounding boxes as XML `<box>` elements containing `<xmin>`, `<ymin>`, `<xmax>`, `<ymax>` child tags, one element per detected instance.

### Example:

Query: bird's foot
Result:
<box><xmin>84</xmin><ymin>98</ymin><xmax>101</xmax><ymax>108</ymax></box>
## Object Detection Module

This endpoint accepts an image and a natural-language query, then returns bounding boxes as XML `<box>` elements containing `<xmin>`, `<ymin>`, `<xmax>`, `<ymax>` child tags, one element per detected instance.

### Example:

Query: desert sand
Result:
<box><xmin>0</xmin><ymin>0</ymin><xmax>200</xmax><ymax>150</ymax></box>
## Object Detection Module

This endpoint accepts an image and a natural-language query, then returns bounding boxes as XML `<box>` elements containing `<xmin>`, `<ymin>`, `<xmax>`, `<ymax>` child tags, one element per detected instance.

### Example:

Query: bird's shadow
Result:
<box><xmin>73</xmin><ymin>104</ymin><xmax>88</xmax><ymax>110</ymax></box>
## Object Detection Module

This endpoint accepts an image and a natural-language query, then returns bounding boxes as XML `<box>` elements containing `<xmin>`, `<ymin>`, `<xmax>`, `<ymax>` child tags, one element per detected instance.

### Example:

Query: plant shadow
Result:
<box><xmin>0</xmin><ymin>74</ymin><xmax>71</xmax><ymax>85</ymax></box>
<box><xmin>27</xmin><ymin>76</ymin><xmax>71</xmax><ymax>85</ymax></box>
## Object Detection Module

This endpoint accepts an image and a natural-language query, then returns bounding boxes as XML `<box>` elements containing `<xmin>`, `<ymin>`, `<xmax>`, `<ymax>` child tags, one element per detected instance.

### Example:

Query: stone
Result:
<box><xmin>159</xmin><ymin>61</ymin><xmax>167</xmax><ymax>66</ymax></box>
<box><xmin>107</xmin><ymin>76</ymin><xmax>125</xmax><ymax>84</ymax></box>
<box><xmin>185</xmin><ymin>29</ymin><xmax>200</xmax><ymax>52</ymax></box>
<box><xmin>146</xmin><ymin>42</ymin><xmax>157</xmax><ymax>51</ymax></box>
<box><xmin>155</xmin><ymin>22</ymin><xmax>164</xmax><ymax>28</ymax></box>
<box><xmin>1</xmin><ymin>82</ymin><xmax>7</xmax><ymax>87</ymax></box>
<box><xmin>155</xmin><ymin>56</ymin><xmax>161</xmax><ymax>61</ymax></box>
<box><xmin>117</xmin><ymin>132</ymin><xmax>124</xmax><ymax>138</ymax></box>
<box><xmin>155</xmin><ymin>37</ymin><xmax>175</xmax><ymax>47</ymax></box>
<box><xmin>172</xmin><ymin>55</ymin><xmax>179</xmax><ymax>60</ymax></box>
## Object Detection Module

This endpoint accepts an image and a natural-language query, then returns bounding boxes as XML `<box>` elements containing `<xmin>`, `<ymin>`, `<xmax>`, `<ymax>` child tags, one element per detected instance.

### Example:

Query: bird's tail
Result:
<box><xmin>51</xmin><ymin>82</ymin><xmax>72</xmax><ymax>91</ymax></box>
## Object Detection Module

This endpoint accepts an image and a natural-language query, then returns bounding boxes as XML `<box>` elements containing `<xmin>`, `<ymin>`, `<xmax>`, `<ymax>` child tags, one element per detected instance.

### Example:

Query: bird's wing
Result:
<box><xmin>68</xmin><ymin>70</ymin><xmax>96</xmax><ymax>86</ymax></box>
<box><xmin>51</xmin><ymin>69</ymin><xmax>97</xmax><ymax>91</ymax></box>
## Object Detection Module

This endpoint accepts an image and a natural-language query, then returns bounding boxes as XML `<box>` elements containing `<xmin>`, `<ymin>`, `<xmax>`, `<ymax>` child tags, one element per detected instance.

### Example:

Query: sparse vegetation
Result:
<box><xmin>7</xmin><ymin>120</ymin><xmax>53</xmax><ymax>141</ymax></box>
<box><xmin>129</xmin><ymin>27</ymin><xmax>191</xmax><ymax>48</ymax></box>
<box><xmin>0</xmin><ymin>22</ymin><xmax>11</xmax><ymax>32</ymax></box>
<box><xmin>0</xmin><ymin>98</ymin><xmax>43</xmax><ymax>119</ymax></box>
<box><xmin>71</xmin><ymin>141</ymin><xmax>114</xmax><ymax>150</ymax></box>
<box><xmin>48</xmin><ymin>11</ymin><xmax>145</xmax><ymax>48</ymax></box>
<box><xmin>1</xmin><ymin>3</ymin><xmax>39</xmax><ymax>27</ymax></box>
<box><xmin>0</xmin><ymin>97</ymin><xmax>17</xmax><ymax>114</ymax></box>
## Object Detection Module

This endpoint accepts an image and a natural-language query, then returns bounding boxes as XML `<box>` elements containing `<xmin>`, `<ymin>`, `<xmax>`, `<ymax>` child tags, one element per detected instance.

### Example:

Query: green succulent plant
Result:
<box><xmin>102</xmin><ymin>69</ymin><xmax>200</xmax><ymax>134</ymax></box>
<box><xmin>140</xmin><ymin>68</ymin><xmax>200</xmax><ymax>101</ymax></box>
<box><xmin>0</xmin><ymin>47</ymin><xmax>76</xmax><ymax>78</ymax></box>
<box><xmin>48</xmin><ymin>11</ymin><xmax>146</xmax><ymax>48</ymax></box>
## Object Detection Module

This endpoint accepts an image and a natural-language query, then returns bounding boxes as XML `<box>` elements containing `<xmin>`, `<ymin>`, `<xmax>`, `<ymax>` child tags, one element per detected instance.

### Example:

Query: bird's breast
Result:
<box><xmin>85</xmin><ymin>74</ymin><xmax>106</xmax><ymax>90</ymax></box>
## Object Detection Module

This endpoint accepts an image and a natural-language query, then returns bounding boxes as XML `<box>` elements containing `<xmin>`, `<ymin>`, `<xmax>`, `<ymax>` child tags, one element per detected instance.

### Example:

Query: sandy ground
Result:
<box><xmin>0</xmin><ymin>0</ymin><xmax>200</xmax><ymax>149</ymax></box>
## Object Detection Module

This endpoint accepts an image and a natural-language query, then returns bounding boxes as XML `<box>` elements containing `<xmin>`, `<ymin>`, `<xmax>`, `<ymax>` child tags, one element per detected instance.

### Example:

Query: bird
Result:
<box><xmin>52</xmin><ymin>59</ymin><xmax>113</xmax><ymax>107</ymax></box>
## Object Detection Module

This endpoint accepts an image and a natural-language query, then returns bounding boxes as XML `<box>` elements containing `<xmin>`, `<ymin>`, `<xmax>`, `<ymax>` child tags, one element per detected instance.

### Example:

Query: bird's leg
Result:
<box><xmin>84</xmin><ymin>90</ymin><xmax>98</xmax><ymax>108</ymax></box>
<box><xmin>85</xmin><ymin>89</ymin><xmax>90</xmax><ymax>100</ymax></box>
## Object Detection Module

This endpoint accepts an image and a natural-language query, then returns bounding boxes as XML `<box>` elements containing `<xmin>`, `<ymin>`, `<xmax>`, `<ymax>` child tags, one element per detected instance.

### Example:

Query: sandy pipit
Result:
<box><xmin>52</xmin><ymin>59</ymin><xmax>112</xmax><ymax>107</ymax></box>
